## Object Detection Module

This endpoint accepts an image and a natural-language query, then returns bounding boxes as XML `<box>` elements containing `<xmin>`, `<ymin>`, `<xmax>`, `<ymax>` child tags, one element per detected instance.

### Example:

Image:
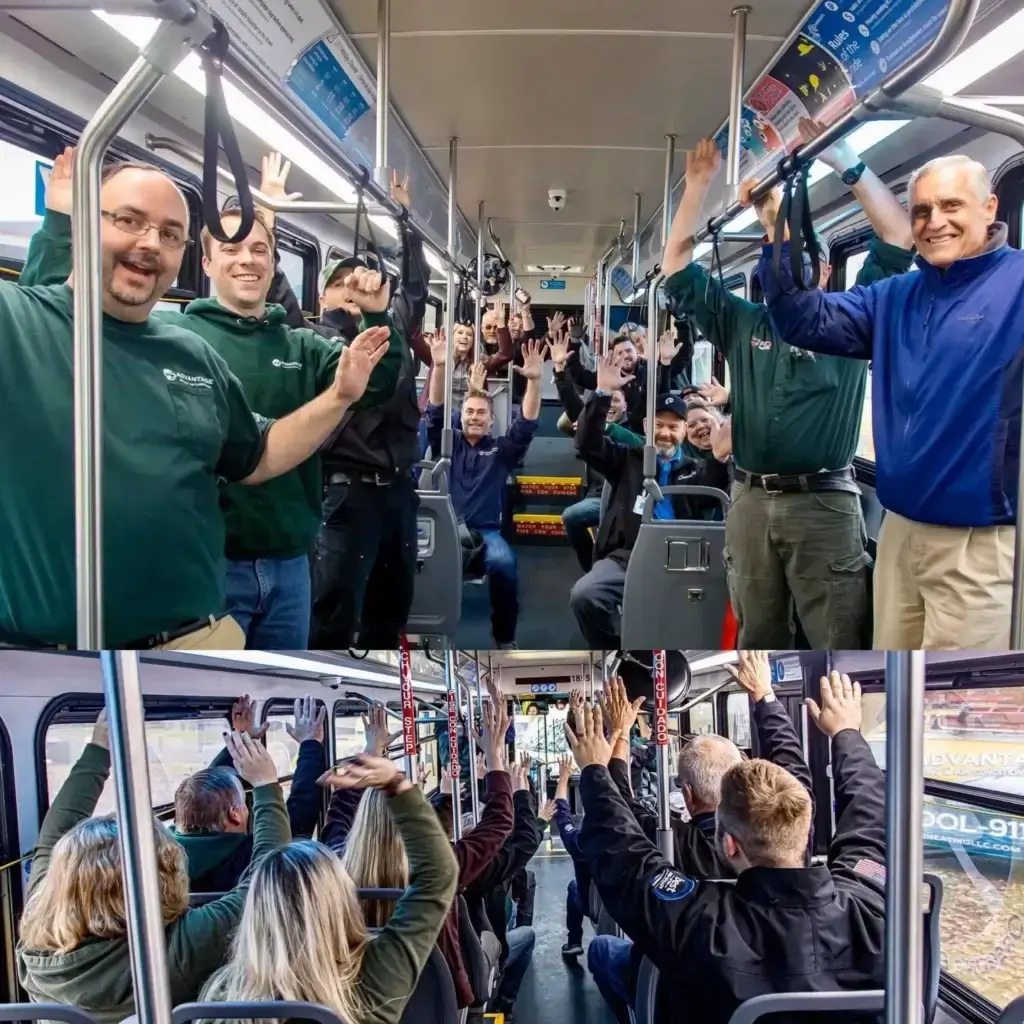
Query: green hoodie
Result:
<box><xmin>20</xmin><ymin>212</ymin><xmax>405</xmax><ymax>559</ymax></box>
<box><xmin>17</xmin><ymin>744</ymin><xmax>291</xmax><ymax>1024</ymax></box>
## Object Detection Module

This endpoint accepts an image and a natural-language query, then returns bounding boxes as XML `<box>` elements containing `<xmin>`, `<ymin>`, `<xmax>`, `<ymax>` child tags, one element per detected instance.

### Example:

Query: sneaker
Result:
<box><xmin>497</xmin><ymin>641</ymin><xmax>518</xmax><ymax>650</ymax></box>
<box><xmin>562</xmin><ymin>940</ymin><xmax>584</xmax><ymax>957</ymax></box>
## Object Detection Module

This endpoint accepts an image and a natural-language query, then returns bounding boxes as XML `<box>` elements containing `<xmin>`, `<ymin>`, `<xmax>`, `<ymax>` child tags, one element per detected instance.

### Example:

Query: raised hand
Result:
<box><xmin>492</xmin><ymin>297</ymin><xmax>507</xmax><ymax>327</ymax></box>
<box><xmin>596</xmin><ymin>351</ymin><xmax>636</xmax><ymax>393</ymax></box>
<box><xmin>806</xmin><ymin>672</ymin><xmax>863</xmax><ymax>738</ymax></box>
<box><xmin>316</xmin><ymin>753</ymin><xmax>405</xmax><ymax>792</ymax></box>
<box><xmin>798</xmin><ymin>116</ymin><xmax>859</xmax><ymax>176</ymax></box>
<box><xmin>726</xmin><ymin>651</ymin><xmax>773</xmax><ymax>702</ymax></box>
<box><xmin>514</xmin><ymin>338</ymin><xmax>549</xmax><ymax>380</ymax></box>
<box><xmin>227</xmin><ymin>731</ymin><xmax>279</xmax><ymax>788</ymax></box>
<box><xmin>469</xmin><ymin>361</ymin><xmax>488</xmax><ymax>391</ymax></box>
<box><xmin>286</xmin><ymin>695</ymin><xmax>327</xmax><ymax>744</ymax></box>
<box><xmin>557</xmin><ymin>753</ymin><xmax>574</xmax><ymax>783</ymax></box>
<box><xmin>739</xmin><ymin>177</ymin><xmax>783</xmax><ymax>233</ymax></box>
<box><xmin>91</xmin><ymin>707</ymin><xmax>109</xmax><ymax>750</ymax></box>
<box><xmin>563</xmin><ymin>702</ymin><xmax>618</xmax><ymax>769</ymax></box>
<box><xmin>46</xmin><ymin>146</ymin><xmax>74</xmax><ymax>215</ymax></box>
<box><xmin>658</xmin><ymin>329</ymin><xmax>682</xmax><ymax>366</ymax></box>
<box><xmin>428</xmin><ymin>327</ymin><xmax>448</xmax><ymax>367</ymax></box>
<box><xmin>362</xmin><ymin>702</ymin><xmax>401</xmax><ymax>757</ymax></box>
<box><xmin>231</xmin><ymin>695</ymin><xmax>269</xmax><ymax>740</ymax></box>
<box><xmin>390</xmin><ymin>168</ymin><xmax>411</xmax><ymax>209</ymax></box>
<box><xmin>260</xmin><ymin>151</ymin><xmax>301</xmax><ymax>201</ymax></box>
<box><xmin>548</xmin><ymin>310</ymin><xmax>566</xmax><ymax>338</ymax></box>
<box><xmin>548</xmin><ymin>328</ymin><xmax>573</xmax><ymax>372</ymax></box>
<box><xmin>711</xmin><ymin>416</ymin><xmax>733</xmax><ymax>462</ymax></box>
<box><xmin>345</xmin><ymin>266</ymin><xmax>391</xmax><ymax>313</ymax></box>
<box><xmin>698</xmin><ymin>376</ymin><xmax>729</xmax><ymax>407</ymax></box>
<box><xmin>686</xmin><ymin>137</ymin><xmax>723</xmax><ymax>191</ymax></box>
<box><xmin>537</xmin><ymin>800</ymin><xmax>556</xmax><ymax>823</ymax></box>
<box><xmin>481</xmin><ymin>676</ymin><xmax>510</xmax><ymax>771</ymax></box>
<box><xmin>333</xmin><ymin>326</ymin><xmax>391</xmax><ymax>403</ymax></box>
<box><xmin>598</xmin><ymin>675</ymin><xmax>645</xmax><ymax>739</ymax></box>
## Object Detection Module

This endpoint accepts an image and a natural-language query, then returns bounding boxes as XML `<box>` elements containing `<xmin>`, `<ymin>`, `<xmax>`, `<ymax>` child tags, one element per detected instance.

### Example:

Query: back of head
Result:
<box><xmin>174</xmin><ymin>768</ymin><xmax>245</xmax><ymax>833</ymax></box>
<box><xmin>203</xmin><ymin>840</ymin><xmax>369</xmax><ymax>1024</ymax></box>
<box><xmin>341</xmin><ymin>788</ymin><xmax>409</xmax><ymax>927</ymax></box>
<box><xmin>19</xmin><ymin>814</ymin><xmax>188</xmax><ymax>955</ymax></box>
<box><xmin>716</xmin><ymin>759</ymin><xmax>812</xmax><ymax>868</ymax></box>
<box><xmin>677</xmin><ymin>734</ymin><xmax>742</xmax><ymax>811</ymax></box>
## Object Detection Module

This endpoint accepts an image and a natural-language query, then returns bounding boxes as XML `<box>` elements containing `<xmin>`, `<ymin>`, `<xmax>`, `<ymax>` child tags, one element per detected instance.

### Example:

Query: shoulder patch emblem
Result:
<box><xmin>650</xmin><ymin>867</ymin><xmax>696</xmax><ymax>901</ymax></box>
<box><xmin>853</xmin><ymin>859</ymin><xmax>886</xmax><ymax>886</ymax></box>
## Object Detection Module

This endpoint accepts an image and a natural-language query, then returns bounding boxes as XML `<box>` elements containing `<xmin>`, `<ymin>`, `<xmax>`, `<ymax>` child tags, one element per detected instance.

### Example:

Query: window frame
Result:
<box><xmin>274</xmin><ymin>222</ymin><xmax>321</xmax><ymax>317</ymax></box>
<box><xmin>0</xmin><ymin>79</ymin><xmax>205</xmax><ymax>296</ymax></box>
<box><xmin>994</xmin><ymin>158</ymin><xmax>1024</xmax><ymax>250</ymax></box>
<box><xmin>0</xmin><ymin>714</ymin><xmax>20</xmax><ymax>1004</ymax></box>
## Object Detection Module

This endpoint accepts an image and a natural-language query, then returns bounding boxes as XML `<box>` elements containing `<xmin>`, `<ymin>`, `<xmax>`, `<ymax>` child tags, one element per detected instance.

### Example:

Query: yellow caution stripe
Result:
<box><xmin>515</xmin><ymin>475</ymin><xmax>582</xmax><ymax>497</ymax></box>
<box><xmin>513</xmin><ymin>513</ymin><xmax>566</xmax><ymax>537</ymax></box>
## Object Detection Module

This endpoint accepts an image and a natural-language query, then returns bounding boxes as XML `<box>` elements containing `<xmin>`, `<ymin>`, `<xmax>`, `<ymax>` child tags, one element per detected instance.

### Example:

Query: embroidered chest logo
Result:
<box><xmin>163</xmin><ymin>368</ymin><xmax>214</xmax><ymax>389</ymax></box>
<box><xmin>272</xmin><ymin>358</ymin><xmax>303</xmax><ymax>369</ymax></box>
<box><xmin>750</xmin><ymin>336</ymin><xmax>773</xmax><ymax>351</ymax></box>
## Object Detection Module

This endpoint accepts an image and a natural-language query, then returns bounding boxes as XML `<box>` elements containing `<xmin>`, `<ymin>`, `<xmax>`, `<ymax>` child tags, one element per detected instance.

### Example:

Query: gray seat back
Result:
<box><xmin>621</xmin><ymin>484</ymin><xmax>730</xmax><ymax>648</ymax></box>
<box><xmin>633</xmin><ymin>958</ymin><xmax>660</xmax><ymax>1024</ymax></box>
<box><xmin>457</xmin><ymin>895</ymin><xmax>498</xmax><ymax>1007</ymax></box>
<box><xmin>172</xmin><ymin>1002</ymin><xmax>347</xmax><ymax>1024</ymax></box>
<box><xmin>408</xmin><ymin>463</ymin><xmax>462</xmax><ymax>639</ymax></box>
<box><xmin>726</xmin><ymin>991</ymin><xmax>885</xmax><ymax>1023</ymax></box>
<box><xmin>600</xmin><ymin>479</ymin><xmax>612</xmax><ymax>522</ymax></box>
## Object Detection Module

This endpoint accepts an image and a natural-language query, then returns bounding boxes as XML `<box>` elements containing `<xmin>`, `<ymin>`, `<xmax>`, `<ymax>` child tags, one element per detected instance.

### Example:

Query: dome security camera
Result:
<box><xmin>548</xmin><ymin>188</ymin><xmax>568</xmax><ymax>212</ymax></box>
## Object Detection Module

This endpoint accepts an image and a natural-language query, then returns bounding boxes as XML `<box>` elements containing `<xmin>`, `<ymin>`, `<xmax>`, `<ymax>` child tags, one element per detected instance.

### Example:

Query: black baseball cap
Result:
<box><xmin>655</xmin><ymin>393</ymin><xmax>687</xmax><ymax>418</ymax></box>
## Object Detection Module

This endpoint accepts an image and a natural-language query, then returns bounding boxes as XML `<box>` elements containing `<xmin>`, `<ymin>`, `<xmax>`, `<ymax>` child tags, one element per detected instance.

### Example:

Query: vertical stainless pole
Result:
<box><xmin>653</xmin><ymin>651</ymin><xmax>674</xmax><ymax>859</ymax></box>
<box><xmin>884</xmin><ymin>651</ymin><xmax>926</xmax><ymax>1024</ymax></box>
<box><xmin>603</xmin><ymin>256</ymin><xmax>621</xmax><ymax>353</ymax></box>
<box><xmin>475</xmin><ymin>200</ymin><xmax>485</xmax><ymax>364</ymax></box>
<box><xmin>505</xmin><ymin>269</ymin><xmax>516</xmax><ymax>432</ymax></box>
<box><xmin>588</xmin><ymin>651</ymin><xmax>596</xmax><ymax>702</ymax></box>
<box><xmin>726</xmin><ymin>7</ymin><xmax>751</xmax><ymax>193</ymax></box>
<box><xmin>595</xmin><ymin>259</ymin><xmax>605</xmax><ymax>344</ymax></box>
<box><xmin>474</xmin><ymin>650</ymin><xmax>484</xmax><ymax>717</ymax></box>
<box><xmin>442</xmin><ymin>137</ymin><xmax>458</xmax><ymax>463</ymax></box>
<box><xmin>100</xmin><ymin>651</ymin><xmax>172</xmax><ymax>1024</ymax></box>
<box><xmin>463</xmin><ymin>677</ymin><xmax>481</xmax><ymax>826</ymax></box>
<box><xmin>631</xmin><ymin>193</ymin><xmax>642</xmax><ymax>284</ymax></box>
<box><xmin>444</xmin><ymin>646</ymin><xmax>463</xmax><ymax>840</ymax></box>
<box><xmin>374</xmin><ymin>0</ymin><xmax>391</xmax><ymax>190</ymax></box>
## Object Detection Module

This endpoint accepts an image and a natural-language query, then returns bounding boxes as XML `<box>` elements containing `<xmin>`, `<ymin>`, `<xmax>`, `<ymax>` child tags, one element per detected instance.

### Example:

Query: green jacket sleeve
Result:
<box><xmin>307</xmin><ymin>330</ymin><xmax>343</xmax><ymax>394</ymax></box>
<box><xmin>20</xmin><ymin>210</ymin><xmax>73</xmax><ymax>287</ymax></box>
<box><xmin>357</xmin><ymin>786</ymin><xmax>459</xmax><ymax>1024</ymax></box>
<box><xmin>167</xmin><ymin>782</ymin><xmax>291</xmax><ymax>1002</ymax></box>
<box><xmin>605</xmin><ymin>422</ymin><xmax>644</xmax><ymax>447</ymax></box>
<box><xmin>26</xmin><ymin>742</ymin><xmax>110</xmax><ymax>900</ymax></box>
<box><xmin>343</xmin><ymin>309</ymin><xmax>406</xmax><ymax>412</ymax></box>
<box><xmin>854</xmin><ymin>237</ymin><xmax>915</xmax><ymax>286</ymax></box>
<box><xmin>663</xmin><ymin>263</ymin><xmax>763</xmax><ymax>361</ymax></box>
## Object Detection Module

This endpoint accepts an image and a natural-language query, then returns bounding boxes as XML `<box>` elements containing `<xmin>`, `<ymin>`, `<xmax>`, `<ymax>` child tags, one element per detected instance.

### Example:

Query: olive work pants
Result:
<box><xmin>724</xmin><ymin>479</ymin><xmax>871</xmax><ymax>649</ymax></box>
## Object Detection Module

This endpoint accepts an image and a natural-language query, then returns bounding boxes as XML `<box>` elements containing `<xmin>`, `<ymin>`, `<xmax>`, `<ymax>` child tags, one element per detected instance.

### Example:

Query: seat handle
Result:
<box><xmin>172</xmin><ymin>1002</ymin><xmax>346</xmax><ymax>1024</ymax></box>
<box><xmin>641</xmin><ymin>485</ymin><xmax>731</xmax><ymax>522</ymax></box>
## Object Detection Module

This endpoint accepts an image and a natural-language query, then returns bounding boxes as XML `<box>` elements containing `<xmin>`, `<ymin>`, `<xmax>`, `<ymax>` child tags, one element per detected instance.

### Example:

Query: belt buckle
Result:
<box><xmin>760</xmin><ymin>474</ymin><xmax>783</xmax><ymax>496</ymax></box>
<box><xmin>373</xmin><ymin>472</ymin><xmax>392</xmax><ymax>486</ymax></box>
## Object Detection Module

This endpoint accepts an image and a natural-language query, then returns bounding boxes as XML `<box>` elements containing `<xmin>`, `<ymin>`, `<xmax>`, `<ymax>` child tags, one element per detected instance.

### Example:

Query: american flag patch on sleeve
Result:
<box><xmin>853</xmin><ymin>859</ymin><xmax>886</xmax><ymax>885</ymax></box>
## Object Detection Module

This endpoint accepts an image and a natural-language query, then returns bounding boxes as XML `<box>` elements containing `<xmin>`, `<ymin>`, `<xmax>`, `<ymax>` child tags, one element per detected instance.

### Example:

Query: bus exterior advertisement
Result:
<box><xmin>399</xmin><ymin>637</ymin><xmax>417</xmax><ymax>757</ymax></box>
<box><xmin>653</xmin><ymin>650</ymin><xmax>669</xmax><ymax>747</ymax></box>
<box><xmin>923</xmin><ymin>801</ymin><xmax>1024</xmax><ymax>860</ymax></box>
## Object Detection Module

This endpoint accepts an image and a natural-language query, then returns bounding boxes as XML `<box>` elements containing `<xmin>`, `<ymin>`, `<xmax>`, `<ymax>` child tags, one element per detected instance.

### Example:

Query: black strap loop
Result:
<box><xmin>771</xmin><ymin>160</ymin><xmax>820</xmax><ymax>291</ymax></box>
<box><xmin>198</xmin><ymin>22</ymin><xmax>255</xmax><ymax>245</ymax></box>
<box><xmin>703</xmin><ymin>220</ymin><xmax>727</xmax><ymax>316</ymax></box>
<box><xmin>352</xmin><ymin>170</ymin><xmax>382</xmax><ymax>272</ymax></box>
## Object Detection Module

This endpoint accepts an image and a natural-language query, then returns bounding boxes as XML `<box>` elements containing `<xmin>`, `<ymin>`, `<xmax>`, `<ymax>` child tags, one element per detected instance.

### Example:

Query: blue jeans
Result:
<box><xmin>225</xmin><ymin>554</ymin><xmax>311</xmax><ymax>650</ymax></box>
<box><xmin>493</xmin><ymin>925</ymin><xmax>536</xmax><ymax>1012</ymax></box>
<box><xmin>563</xmin><ymin>494</ymin><xmax>602</xmax><ymax>572</ymax></box>
<box><xmin>566</xmin><ymin>879</ymin><xmax>585</xmax><ymax>945</ymax></box>
<box><xmin>588</xmin><ymin>935</ymin><xmax>635</xmax><ymax>1024</ymax></box>
<box><xmin>480</xmin><ymin>529</ymin><xmax>518</xmax><ymax>644</ymax></box>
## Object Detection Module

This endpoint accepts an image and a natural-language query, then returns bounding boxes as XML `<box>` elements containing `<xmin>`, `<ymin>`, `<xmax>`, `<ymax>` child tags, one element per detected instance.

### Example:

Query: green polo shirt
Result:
<box><xmin>0</xmin><ymin>281</ymin><xmax>266</xmax><ymax>647</ymax></box>
<box><xmin>21</xmin><ymin>211</ymin><xmax>405</xmax><ymax>561</ymax></box>
<box><xmin>664</xmin><ymin>237</ymin><xmax>914</xmax><ymax>475</ymax></box>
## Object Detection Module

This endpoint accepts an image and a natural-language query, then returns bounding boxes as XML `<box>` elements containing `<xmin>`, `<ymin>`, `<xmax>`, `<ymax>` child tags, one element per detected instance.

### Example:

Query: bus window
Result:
<box><xmin>689</xmin><ymin>701</ymin><xmax>715</xmax><ymax>736</ymax></box>
<box><xmin>44</xmin><ymin>715</ymin><xmax>228</xmax><ymax>815</ymax></box>
<box><xmin>923</xmin><ymin>794</ymin><xmax>1024</xmax><ymax>1009</ymax></box>
<box><xmin>726</xmin><ymin>693</ymin><xmax>751</xmax><ymax>748</ymax></box>
<box><xmin>0</xmin><ymin>140</ymin><xmax>47</xmax><ymax>264</ymax></box>
<box><xmin>860</xmin><ymin>687</ymin><xmax>1024</xmax><ymax>798</ymax></box>
<box><xmin>335</xmin><ymin>714</ymin><xmax>367</xmax><ymax>761</ymax></box>
<box><xmin>277</xmin><ymin>246</ymin><xmax>306</xmax><ymax>306</ymax></box>
<box><xmin>264</xmin><ymin>715</ymin><xmax>301</xmax><ymax>779</ymax></box>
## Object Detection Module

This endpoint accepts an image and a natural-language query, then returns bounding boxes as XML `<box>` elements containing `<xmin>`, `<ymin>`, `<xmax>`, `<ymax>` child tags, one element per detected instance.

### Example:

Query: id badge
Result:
<box><xmin>633</xmin><ymin>494</ymin><xmax>646</xmax><ymax>516</ymax></box>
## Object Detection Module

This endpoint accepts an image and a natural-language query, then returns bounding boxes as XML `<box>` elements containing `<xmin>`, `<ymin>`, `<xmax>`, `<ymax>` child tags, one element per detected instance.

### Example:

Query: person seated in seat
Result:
<box><xmin>424</xmin><ymin>333</ymin><xmax>546</xmax><ymax>650</ymax></box>
<box><xmin>201</xmin><ymin>752</ymin><xmax>458</xmax><ymax>1024</ymax></box>
<box><xmin>572</xmin><ymin>672</ymin><xmax>885</xmax><ymax>1024</ymax></box>
<box><xmin>586</xmin><ymin>661</ymin><xmax>814</xmax><ymax>1023</ymax></box>
<box><xmin>569</xmin><ymin>352</ymin><xmax>731</xmax><ymax>648</ymax></box>
<box><xmin>323</xmin><ymin>684</ymin><xmax>514</xmax><ymax>1012</ymax></box>
<box><xmin>171</xmin><ymin>694</ymin><xmax>327</xmax><ymax>892</ymax></box>
<box><xmin>17</xmin><ymin>713</ymin><xmax>291</xmax><ymax>1024</ymax></box>
<box><xmin>462</xmin><ymin>754</ymin><xmax>545</xmax><ymax>1024</ymax></box>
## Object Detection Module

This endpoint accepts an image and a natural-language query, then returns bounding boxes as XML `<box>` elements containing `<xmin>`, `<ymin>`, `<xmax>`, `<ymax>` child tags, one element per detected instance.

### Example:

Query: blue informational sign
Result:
<box><xmin>288</xmin><ymin>39</ymin><xmax>371</xmax><ymax>142</ymax></box>
<box><xmin>713</xmin><ymin>0</ymin><xmax>950</xmax><ymax>185</ymax></box>
<box><xmin>530</xmin><ymin>682</ymin><xmax>558</xmax><ymax>694</ymax></box>
<box><xmin>539</xmin><ymin>279</ymin><xmax>567</xmax><ymax>291</ymax></box>
<box><xmin>34</xmin><ymin>160</ymin><xmax>50</xmax><ymax>217</ymax></box>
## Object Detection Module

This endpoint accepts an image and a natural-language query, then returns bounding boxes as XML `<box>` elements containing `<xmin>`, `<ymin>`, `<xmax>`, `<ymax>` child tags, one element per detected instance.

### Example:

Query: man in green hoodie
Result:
<box><xmin>23</xmin><ymin>146</ymin><xmax>406</xmax><ymax>650</ymax></box>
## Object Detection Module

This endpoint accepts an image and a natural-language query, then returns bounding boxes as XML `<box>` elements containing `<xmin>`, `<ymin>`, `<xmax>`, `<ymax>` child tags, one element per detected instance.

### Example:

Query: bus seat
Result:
<box><xmin>588</xmin><ymin>880</ymin><xmax>602</xmax><ymax>925</ymax></box>
<box><xmin>172</xmin><ymin>1002</ymin><xmax>347</xmax><ymax>1024</ymax></box>
<box><xmin>631</xmin><ymin>958</ymin><xmax>659</xmax><ymax>1024</ymax></box>
<box><xmin>490</xmin><ymin>388</ymin><xmax>510</xmax><ymax>437</ymax></box>
<box><xmin>997</xmin><ymin>996</ymin><xmax>1024</xmax><ymax>1023</ymax></box>
<box><xmin>0</xmin><ymin>1004</ymin><xmax>102</xmax><ymax>1024</ymax></box>
<box><xmin>409</xmin><ymin>465</ymin><xmax>463</xmax><ymax>640</ymax></box>
<box><xmin>188</xmin><ymin>891</ymin><xmax>228</xmax><ymax>907</ymax></box>
<box><xmin>456</xmin><ymin>895</ymin><xmax>500</xmax><ymax>1009</ymax></box>
<box><xmin>923</xmin><ymin>873</ymin><xmax>944</xmax><ymax>1024</ymax></box>
<box><xmin>621</xmin><ymin>485</ymin><xmax>730</xmax><ymax>648</ymax></box>
<box><xmin>726</xmin><ymin>991</ymin><xmax>885</xmax><ymax>1023</ymax></box>
<box><xmin>600</xmin><ymin>479</ymin><xmax>612</xmax><ymax>522</ymax></box>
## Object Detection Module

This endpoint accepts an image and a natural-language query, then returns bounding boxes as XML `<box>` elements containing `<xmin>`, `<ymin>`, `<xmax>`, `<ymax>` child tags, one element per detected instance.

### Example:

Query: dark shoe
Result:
<box><xmin>562</xmin><ymin>940</ymin><xmax>584</xmax><ymax>957</ymax></box>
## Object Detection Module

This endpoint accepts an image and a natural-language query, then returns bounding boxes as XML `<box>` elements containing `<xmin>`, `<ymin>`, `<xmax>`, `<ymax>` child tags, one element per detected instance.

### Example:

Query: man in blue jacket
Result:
<box><xmin>760</xmin><ymin>153</ymin><xmax>1021</xmax><ymax>649</ymax></box>
<box><xmin>425</xmin><ymin>334</ymin><xmax>546</xmax><ymax>648</ymax></box>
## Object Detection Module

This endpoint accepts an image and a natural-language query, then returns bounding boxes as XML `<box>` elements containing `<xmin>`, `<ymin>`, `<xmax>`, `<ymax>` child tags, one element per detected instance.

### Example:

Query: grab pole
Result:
<box><xmin>726</xmin><ymin>7</ymin><xmax>751</xmax><ymax>196</ymax></box>
<box><xmin>475</xmin><ymin>201</ymin><xmax>485</xmax><ymax>363</ymax></box>
<box><xmin>631</xmin><ymin>193</ymin><xmax>643</xmax><ymax>284</ymax></box>
<box><xmin>71</xmin><ymin>9</ymin><xmax>217</xmax><ymax>648</ymax></box>
<box><xmin>374</xmin><ymin>0</ymin><xmax>391</xmax><ymax>191</ymax></box>
<box><xmin>444</xmin><ymin>646</ymin><xmax>463</xmax><ymax>840</ymax></box>
<box><xmin>100</xmin><ymin>651</ymin><xmax>173</xmax><ymax>1024</ymax></box>
<box><xmin>652</xmin><ymin>650</ymin><xmax>673</xmax><ymax>860</ymax></box>
<box><xmin>441</xmin><ymin>137</ymin><xmax>459</xmax><ymax>469</ymax></box>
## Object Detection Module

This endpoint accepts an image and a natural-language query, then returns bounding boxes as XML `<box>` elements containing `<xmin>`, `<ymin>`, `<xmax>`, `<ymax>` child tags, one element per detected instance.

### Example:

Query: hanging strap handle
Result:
<box><xmin>703</xmin><ymin>220</ymin><xmax>727</xmax><ymax>315</ymax></box>
<box><xmin>198</xmin><ymin>22</ymin><xmax>255</xmax><ymax>245</ymax></box>
<box><xmin>771</xmin><ymin>161</ymin><xmax>820</xmax><ymax>291</ymax></box>
<box><xmin>352</xmin><ymin>172</ymin><xmax>383</xmax><ymax>270</ymax></box>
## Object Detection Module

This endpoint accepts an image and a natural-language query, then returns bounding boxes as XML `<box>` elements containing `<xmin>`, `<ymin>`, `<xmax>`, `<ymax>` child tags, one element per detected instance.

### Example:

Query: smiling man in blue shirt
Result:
<box><xmin>425</xmin><ymin>335</ymin><xmax>547</xmax><ymax>648</ymax></box>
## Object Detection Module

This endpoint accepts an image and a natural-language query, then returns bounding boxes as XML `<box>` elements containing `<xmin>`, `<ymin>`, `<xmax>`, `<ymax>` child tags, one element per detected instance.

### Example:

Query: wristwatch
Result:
<box><xmin>759</xmin><ymin>691</ymin><xmax>777</xmax><ymax>704</ymax></box>
<box><xmin>841</xmin><ymin>162</ymin><xmax>866</xmax><ymax>187</ymax></box>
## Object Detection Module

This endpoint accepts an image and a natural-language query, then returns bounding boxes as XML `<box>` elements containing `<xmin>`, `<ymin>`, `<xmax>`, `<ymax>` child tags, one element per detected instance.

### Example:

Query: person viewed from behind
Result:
<box><xmin>173</xmin><ymin>694</ymin><xmax>327</xmax><ymax>891</ymax></box>
<box><xmin>662</xmin><ymin>124</ymin><xmax>914</xmax><ymax>650</ymax></box>
<box><xmin>571</xmin><ymin>672</ymin><xmax>885</xmax><ymax>1024</ymax></box>
<box><xmin>5</xmin><ymin>150</ymin><xmax>389</xmax><ymax>650</ymax></box>
<box><xmin>200</xmin><ymin>752</ymin><xmax>458</xmax><ymax>1024</ymax></box>
<box><xmin>425</xmin><ymin>333</ymin><xmax>546</xmax><ymax>649</ymax></box>
<box><xmin>760</xmin><ymin>148</ymin><xmax>1022</xmax><ymax>650</ymax></box>
<box><xmin>549</xmin><ymin>750</ymin><xmax>590</xmax><ymax>959</ymax></box>
<box><xmin>18</xmin><ymin>714</ymin><xmax>290</xmax><ymax>1024</ymax></box>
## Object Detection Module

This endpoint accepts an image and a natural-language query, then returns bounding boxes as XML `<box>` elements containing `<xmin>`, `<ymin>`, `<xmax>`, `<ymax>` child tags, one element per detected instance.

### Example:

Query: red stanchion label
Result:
<box><xmin>447</xmin><ymin>680</ymin><xmax>460</xmax><ymax>778</ymax></box>
<box><xmin>653</xmin><ymin>650</ymin><xmax>669</xmax><ymax>747</ymax></box>
<box><xmin>399</xmin><ymin>637</ymin><xmax>417</xmax><ymax>756</ymax></box>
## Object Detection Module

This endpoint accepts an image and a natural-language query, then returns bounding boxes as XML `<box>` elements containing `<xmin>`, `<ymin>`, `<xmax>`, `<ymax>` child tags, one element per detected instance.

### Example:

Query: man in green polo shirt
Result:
<box><xmin>3</xmin><ymin>154</ymin><xmax>388</xmax><ymax>650</ymax></box>
<box><xmin>661</xmin><ymin>120</ymin><xmax>914</xmax><ymax>648</ymax></box>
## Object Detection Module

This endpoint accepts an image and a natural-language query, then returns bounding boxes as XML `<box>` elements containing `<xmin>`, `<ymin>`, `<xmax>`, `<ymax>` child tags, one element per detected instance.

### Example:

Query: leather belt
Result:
<box><xmin>327</xmin><ymin>470</ymin><xmax>400</xmax><ymax>487</ymax></box>
<box><xmin>733</xmin><ymin>466</ymin><xmax>856</xmax><ymax>495</ymax></box>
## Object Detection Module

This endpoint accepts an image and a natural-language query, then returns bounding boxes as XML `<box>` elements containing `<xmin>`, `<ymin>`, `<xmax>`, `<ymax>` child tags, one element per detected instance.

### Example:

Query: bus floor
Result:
<box><xmin>514</xmin><ymin>846</ymin><xmax>618</xmax><ymax>1024</ymax></box>
<box><xmin>455</xmin><ymin>543</ymin><xmax>586</xmax><ymax>648</ymax></box>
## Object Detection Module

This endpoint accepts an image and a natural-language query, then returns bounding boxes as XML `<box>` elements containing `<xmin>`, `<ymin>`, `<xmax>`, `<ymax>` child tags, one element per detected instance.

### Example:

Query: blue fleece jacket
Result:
<box><xmin>759</xmin><ymin>232</ymin><xmax>1024</xmax><ymax>527</ymax></box>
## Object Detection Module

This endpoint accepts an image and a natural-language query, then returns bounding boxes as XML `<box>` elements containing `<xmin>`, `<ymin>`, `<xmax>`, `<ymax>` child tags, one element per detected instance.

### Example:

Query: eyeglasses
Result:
<box><xmin>102</xmin><ymin>209</ymin><xmax>189</xmax><ymax>250</ymax></box>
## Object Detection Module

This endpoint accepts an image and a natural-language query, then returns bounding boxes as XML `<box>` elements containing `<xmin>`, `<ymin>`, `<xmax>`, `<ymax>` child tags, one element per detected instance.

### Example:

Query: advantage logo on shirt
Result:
<box><xmin>163</xmin><ymin>368</ymin><xmax>214</xmax><ymax>390</ymax></box>
<box><xmin>272</xmin><ymin>358</ymin><xmax>303</xmax><ymax>369</ymax></box>
<box><xmin>750</xmin><ymin>336</ymin><xmax>773</xmax><ymax>351</ymax></box>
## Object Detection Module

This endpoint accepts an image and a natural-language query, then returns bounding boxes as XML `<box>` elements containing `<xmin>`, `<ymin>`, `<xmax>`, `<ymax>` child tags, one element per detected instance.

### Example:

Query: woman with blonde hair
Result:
<box><xmin>340</xmin><ymin>787</ymin><xmax>409</xmax><ymax>927</ymax></box>
<box><xmin>17</xmin><ymin>712</ymin><xmax>290</xmax><ymax>1024</ymax></box>
<box><xmin>200</xmin><ymin>753</ymin><xmax>457</xmax><ymax>1024</ymax></box>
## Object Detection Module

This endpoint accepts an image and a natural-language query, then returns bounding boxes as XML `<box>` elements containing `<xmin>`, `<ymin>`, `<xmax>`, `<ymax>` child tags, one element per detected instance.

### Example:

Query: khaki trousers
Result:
<box><xmin>152</xmin><ymin>615</ymin><xmax>246</xmax><ymax>651</ymax></box>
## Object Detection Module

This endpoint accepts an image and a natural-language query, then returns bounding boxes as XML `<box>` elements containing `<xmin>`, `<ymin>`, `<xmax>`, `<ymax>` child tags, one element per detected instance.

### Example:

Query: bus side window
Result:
<box><xmin>276</xmin><ymin>230</ymin><xmax>320</xmax><ymax>318</ymax></box>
